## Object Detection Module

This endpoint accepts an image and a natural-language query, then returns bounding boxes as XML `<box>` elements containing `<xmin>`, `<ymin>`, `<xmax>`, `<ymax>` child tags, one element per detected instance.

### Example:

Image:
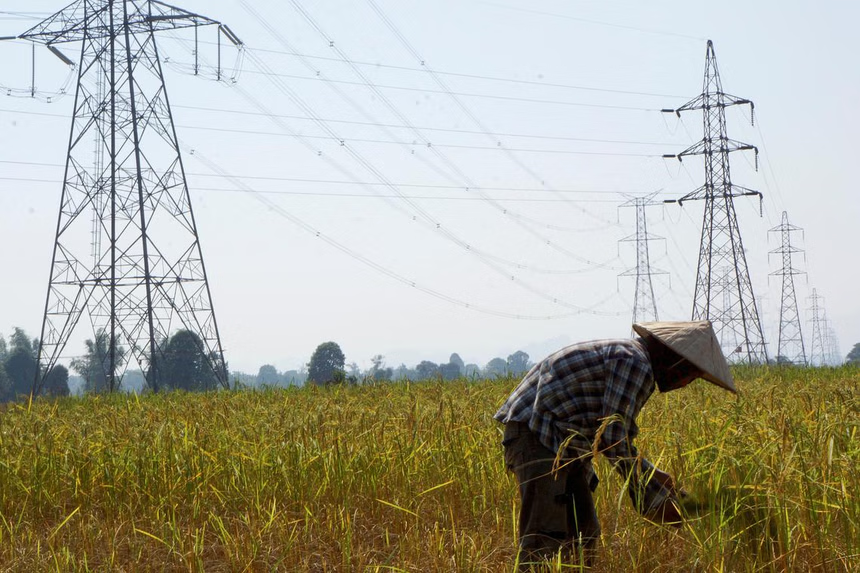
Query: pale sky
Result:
<box><xmin>1</xmin><ymin>1</ymin><xmax>858</xmax><ymax>374</ymax></box>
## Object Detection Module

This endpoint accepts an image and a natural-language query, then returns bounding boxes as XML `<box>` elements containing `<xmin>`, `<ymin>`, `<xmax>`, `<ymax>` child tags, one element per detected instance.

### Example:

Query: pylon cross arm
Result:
<box><xmin>669</xmin><ymin>92</ymin><xmax>753</xmax><ymax>115</ymax></box>
<box><xmin>19</xmin><ymin>0</ymin><xmax>222</xmax><ymax>45</ymax></box>
<box><xmin>667</xmin><ymin>93</ymin><xmax>706</xmax><ymax>115</ymax></box>
<box><xmin>675</xmin><ymin>184</ymin><xmax>709</xmax><ymax>204</ymax></box>
<box><xmin>673</xmin><ymin>137</ymin><xmax>757</xmax><ymax>160</ymax></box>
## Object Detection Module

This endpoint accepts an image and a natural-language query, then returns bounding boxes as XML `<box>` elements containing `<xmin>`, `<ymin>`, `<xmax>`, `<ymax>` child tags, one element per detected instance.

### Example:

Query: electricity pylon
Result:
<box><xmin>663</xmin><ymin>40</ymin><xmax>768</xmax><ymax>364</ymax></box>
<box><xmin>825</xmin><ymin>323</ymin><xmax>841</xmax><ymax>366</ymax></box>
<box><xmin>715</xmin><ymin>266</ymin><xmax>741</xmax><ymax>353</ymax></box>
<box><xmin>768</xmin><ymin>211</ymin><xmax>806</xmax><ymax>365</ymax></box>
<box><xmin>618</xmin><ymin>194</ymin><xmax>666</xmax><ymax>324</ymax></box>
<box><xmin>807</xmin><ymin>288</ymin><xmax>827</xmax><ymax>366</ymax></box>
<box><xmin>11</xmin><ymin>1</ymin><xmax>242</xmax><ymax>393</ymax></box>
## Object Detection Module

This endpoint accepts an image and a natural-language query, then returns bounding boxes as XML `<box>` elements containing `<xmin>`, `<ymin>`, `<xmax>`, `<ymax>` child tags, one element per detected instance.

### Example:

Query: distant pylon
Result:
<box><xmin>663</xmin><ymin>40</ymin><xmax>768</xmax><ymax>364</ymax></box>
<box><xmin>12</xmin><ymin>1</ymin><xmax>243</xmax><ymax>393</ymax></box>
<box><xmin>825</xmin><ymin>322</ymin><xmax>842</xmax><ymax>366</ymax></box>
<box><xmin>618</xmin><ymin>193</ymin><xmax>667</xmax><ymax>324</ymax></box>
<box><xmin>716</xmin><ymin>266</ymin><xmax>741</xmax><ymax>353</ymax></box>
<box><xmin>768</xmin><ymin>212</ymin><xmax>807</xmax><ymax>365</ymax></box>
<box><xmin>807</xmin><ymin>288</ymin><xmax>827</xmax><ymax>366</ymax></box>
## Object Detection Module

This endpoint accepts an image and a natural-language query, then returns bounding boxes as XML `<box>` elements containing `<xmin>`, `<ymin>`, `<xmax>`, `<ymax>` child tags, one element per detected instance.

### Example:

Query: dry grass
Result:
<box><xmin>0</xmin><ymin>366</ymin><xmax>858</xmax><ymax>571</ymax></box>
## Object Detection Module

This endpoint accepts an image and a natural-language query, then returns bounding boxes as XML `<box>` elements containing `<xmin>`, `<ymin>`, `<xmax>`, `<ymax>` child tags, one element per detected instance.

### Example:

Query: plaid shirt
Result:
<box><xmin>495</xmin><ymin>338</ymin><xmax>672</xmax><ymax>513</ymax></box>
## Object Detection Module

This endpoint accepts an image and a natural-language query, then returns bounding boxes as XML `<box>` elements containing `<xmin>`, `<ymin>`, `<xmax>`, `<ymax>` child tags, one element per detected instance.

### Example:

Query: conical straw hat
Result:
<box><xmin>632</xmin><ymin>320</ymin><xmax>736</xmax><ymax>393</ymax></box>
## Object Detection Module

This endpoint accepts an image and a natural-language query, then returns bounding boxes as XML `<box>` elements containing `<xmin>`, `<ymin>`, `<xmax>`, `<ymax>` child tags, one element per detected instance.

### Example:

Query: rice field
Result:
<box><xmin>0</xmin><ymin>366</ymin><xmax>858</xmax><ymax>571</ymax></box>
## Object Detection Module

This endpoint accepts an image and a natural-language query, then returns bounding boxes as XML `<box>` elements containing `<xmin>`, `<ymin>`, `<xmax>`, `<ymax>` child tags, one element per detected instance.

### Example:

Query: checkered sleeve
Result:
<box><xmin>598</xmin><ymin>348</ymin><xmax>674</xmax><ymax>515</ymax></box>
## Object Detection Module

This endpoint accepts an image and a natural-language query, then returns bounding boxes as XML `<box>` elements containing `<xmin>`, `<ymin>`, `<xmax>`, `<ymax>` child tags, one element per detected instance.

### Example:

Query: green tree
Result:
<box><xmin>256</xmin><ymin>364</ymin><xmax>280</xmax><ymax>386</ymax></box>
<box><xmin>282</xmin><ymin>369</ymin><xmax>307</xmax><ymax>386</ymax></box>
<box><xmin>847</xmin><ymin>343</ymin><xmax>860</xmax><ymax>365</ymax></box>
<box><xmin>0</xmin><ymin>362</ymin><xmax>10</xmax><ymax>401</ymax></box>
<box><xmin>439</xmin><ymin>361</ymin><xmax>460</xmax><ymax>380</ymax></box>
<box><xmin>159</xmin><ymin>330</ymin><xmax>221</xmax><ymax>392</ymax></box>
<box><xmin>4</xmin><ymin>328</ymin><xmax>39</xmax><ymax>398</ymax></box>
<box><xmin>369</xmin><ymin>354</ymin><xmax>392</xmax><ymax>382</ymax></box>
<box><xmin>43</xmin><ymin>365</ymin><xmax>71</xmax><ymax>397</ymax></box>
<box><xmin>449</xmin><ymin>353</ymin><xmax>465</xmax><ymax>372</ymax></box>
<box><xmin>307</xmin><ymin>342</ymin><xmax>346</xmax><ymax>385</ymax></box>
<box><xmin>70</xmin><ymin>329</ymin><xmax>126</xmax><ymax>393</ymax></box>
<box><xmin>463</xmin><ymin>363</ymin><xmax>481</xmax><ymax>378</ymax></box>
<box><xmin>9</xmin><ymin>328</ymin><xmax>36</xmax><ymax>356</ymax></box>
<box><xmin>416</xmin><ymin>360</ymin><xmax>439</xmax><ymax>380</ymax></box>
<box><xmin>392</xmin><ymin>363</ymin><xmax>415</xmax><ymax>380</ymax></box>
<box><xmin>5</xmin><ymin>348</ymin><xmax>37</xmax><ymax>398</ymax></box>
<box><xmin>507</xmin><ymin>350</ymin><xmax>531</xmax><ymax>375</ymax></box>
<box><xmin>485</xmin><ymin>357</ymin><xmax>508</xmax><ymax>377</ymax></box>
<box><xmin>346</xmin><ymin>362</ymin><xmax>362</xmax><ymax>379</ymax></box>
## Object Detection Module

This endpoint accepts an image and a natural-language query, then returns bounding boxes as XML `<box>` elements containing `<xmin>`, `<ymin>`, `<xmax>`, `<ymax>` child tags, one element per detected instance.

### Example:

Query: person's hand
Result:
<box><xmin>649</xmin><ymin>468</ymin><xmax>691</xmax><ymax>498</ymax></box>
<box><xmin>645</xmin><ymin>470</ymin><xmax>686</xmax><ymax>526</ymax></box>
<box><xmin>646</xmin><ymin>496</ymin><xmax>684</xmax><ymax>527</ymax></box>
<box><xmin>650</xmin><ymin>468</ymin><xmax>676</xmax><ymax>492</ymax></box>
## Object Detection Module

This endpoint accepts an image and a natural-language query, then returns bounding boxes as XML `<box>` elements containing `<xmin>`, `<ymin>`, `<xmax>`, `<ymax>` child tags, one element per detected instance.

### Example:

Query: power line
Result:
<box><xmin>227</xmin><ymin>11</ymin><xmax>628</xmax><ymax>261</ymax></box>
<box><xmin>5</xmin><ymin>28</ymin><xmax>661</xmax><ymax>256</ymax></box>
<box><xmin>166</xmin><ymin>58</ymin><xmax>661</xmax><ymax>112</ymax></box>
<box><xmin>186</xmin><ymin>37</ymin><xmax>688</xmax><ymax>99</ymax></box>
<box><xmin>147</xmin><ymin>20</ymin><xmax>657</xmax><ymax>239</ymax></box>
<box><xmin>266</xmin><ymin>0</ymin><xmax>626</xmax><ymax>247</ymax></box>
<box><xmin>0</xmin><ymin>103</ymin><xmax>676</xmax><ymax>147</ymax></box>
<box><xmin>168</xmin><ymin>36</ymin><xmax>631</xmax><ymax>236</ymax></box>
<box><xmin>355</xmin><ymin>0</ymin><xmax>630</xmax><ymax>231</ymax></box>
<box><xmin>191</xmin><ymin>148</ymin><xmax>630</xmax><ymax>318</ymax></box>
<box><xmin>0</xmin><ymin>105</ymin><xmax>666</xmax><ymax>157</ymax></box>
<box><xmin>0</xmin><ymin>176</ymin><xmax>627</xmax><ymax>203</ymax></box>
<box><xmin>0</xmin><ymin>160</ymin><xmax>652</xmax><ymax>196</ymax></box>
<box><xmin>212</xmin><ymin>52</ymin><xmax>634</xmax><ymax>280</ymax></box>
<box><xmin>169</xmin><ymin>103</ymin><xmax>674</xmax><ymax>147</ymax></box>
<box><xmin>226</xmin><ymin>78</ymin><xmax>626</xmax><ymax>276</ymax></box>
<box><xmin>189</xmin><ymin>187</ymin><xmax>625</xmax><ymax>203</ymax></box>
<box><xmin>179</xmin><ymin>123</ymin><xmax>660</xmax><ymax>157</ymax></box>
<box><xmin>0</xmin><ymin>11</ymin><xmax>51</xmax><ymax>21</ymax></box>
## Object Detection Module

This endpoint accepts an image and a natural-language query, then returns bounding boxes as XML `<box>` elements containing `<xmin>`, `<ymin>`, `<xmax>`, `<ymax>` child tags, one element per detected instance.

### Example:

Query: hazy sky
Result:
<box><xmin>1</xmin><ymin>1</ymin><xmax>858</xmax><ymax>374</ymax></box>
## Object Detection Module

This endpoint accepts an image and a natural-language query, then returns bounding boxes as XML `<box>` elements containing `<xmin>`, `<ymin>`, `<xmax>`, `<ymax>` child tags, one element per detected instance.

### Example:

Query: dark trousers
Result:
<box><xmin>503</xmin><ymin>422</ymin><xmax>600</xmax><ymax>568</ymax></box>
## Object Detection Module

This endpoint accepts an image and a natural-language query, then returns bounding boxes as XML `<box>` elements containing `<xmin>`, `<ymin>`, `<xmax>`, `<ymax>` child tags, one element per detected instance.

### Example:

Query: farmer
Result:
<box><xmin>495</xmin><ymin>320</ymin><xmax>736</xmax><ymax>567</ymax></box>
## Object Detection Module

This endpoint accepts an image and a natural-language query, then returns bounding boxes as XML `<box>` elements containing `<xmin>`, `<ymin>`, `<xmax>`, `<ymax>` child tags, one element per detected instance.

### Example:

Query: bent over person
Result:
<box><xmin>494</xmin><ymin>321</ymin><xmax>736</xmax><ymax>568</ymax></box>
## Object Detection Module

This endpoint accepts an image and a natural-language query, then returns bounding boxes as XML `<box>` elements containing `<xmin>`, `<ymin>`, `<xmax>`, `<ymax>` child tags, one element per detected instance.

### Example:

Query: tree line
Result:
<box><xmin>0</xmin><ymin>328</ymin><xmax>70</xmax><ymax>401</ymax></box>
<box><xmin>250</xmin><ymin>341</ymin><xmax>534</xmax><ymax>387</ymax></box>
<box><xmin>2</xmin><ymin>331</ymin><xmax>535</xmax><ymax>399</ymax></box>
<box><xmin>6</xmin><ymin>327</ymin><xmax>860</xmax><ymax>401</ymax></box>
<box><xmin>5</xmin><ymin>329</ymin><xmax>859</xmax><ymax>400</ymax></box>
<box><xmin>848</xmin><ymin>343</ymin><xmax>860</xmax><ymax>365</ymax></box>
<box><xmin>0</xmin><ymin>327</ymin><xmax>224</xmax><ymax>400</ymax></box>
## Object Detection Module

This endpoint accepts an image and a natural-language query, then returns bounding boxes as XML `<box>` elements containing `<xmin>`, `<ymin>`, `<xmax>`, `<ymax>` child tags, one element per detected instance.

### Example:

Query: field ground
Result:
<box><xmin>1</xmin><ymin>366</ymin><xmax>858</xmax><ymax>571</ymax></box>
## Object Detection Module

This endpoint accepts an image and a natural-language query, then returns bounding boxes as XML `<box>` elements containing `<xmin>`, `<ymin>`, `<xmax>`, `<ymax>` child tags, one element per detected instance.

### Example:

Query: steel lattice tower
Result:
<box><xmin>825</xmin><ymin>323</ymin><xmax>841</xmax><ymax>366</ymax></box>
<box><xmin>768</xmin><ymin>211</ymin><xmax>807</xmax><ymax>365</ymax></box>
<box><xmin>663</xmin><ymin>40</ymin><xmax>768</xmax><ymax>364</ymax></box>
<box><xmin>715</xmin><ymin>266</ymin><xmax>741</xmax><ymax>353</ymax></box>
<box><xmin>13</xmin><ymin>1</ymin><xmax>242</xmax><ymax>393</ymax></box>
<box><xmin>618</xmin><ymin>194</ymin><xmax>666</xmax><ymax>324</ymax></box>
<box><xmin>807</xmin><ymin>288</ymin><xmax>827</xmax><ymax>366</ymax></box>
